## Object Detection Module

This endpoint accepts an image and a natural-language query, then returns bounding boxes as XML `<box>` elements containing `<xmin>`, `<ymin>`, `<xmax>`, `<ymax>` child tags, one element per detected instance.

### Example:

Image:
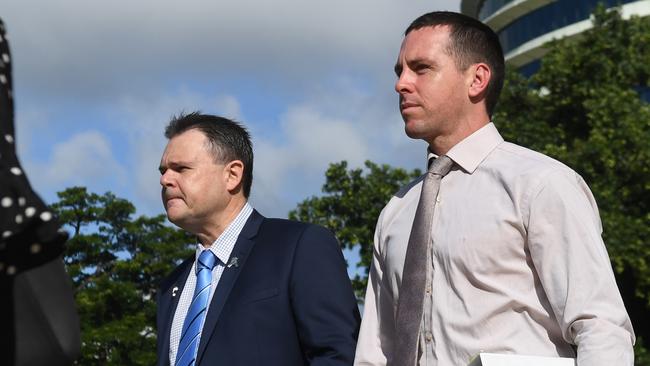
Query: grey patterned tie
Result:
<box><xmin>392</xmin><ymin>155</ymin><xmax>454</xmax><ymax>366</ymax></box>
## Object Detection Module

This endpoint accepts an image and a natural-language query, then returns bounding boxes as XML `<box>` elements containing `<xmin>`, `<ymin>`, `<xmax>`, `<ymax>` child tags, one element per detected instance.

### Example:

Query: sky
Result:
<box><xmin>4</xmin><ymin>0</ymin><xmax>460</xmax><ymax>226</ymax></box>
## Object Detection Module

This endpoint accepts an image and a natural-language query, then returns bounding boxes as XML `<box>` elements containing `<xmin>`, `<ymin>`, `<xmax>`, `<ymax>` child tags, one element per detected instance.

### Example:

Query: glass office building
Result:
<box><xmin>461</xmin><ymin>0</ymin><xmax>650</xmax><ymax>75</ymax></box>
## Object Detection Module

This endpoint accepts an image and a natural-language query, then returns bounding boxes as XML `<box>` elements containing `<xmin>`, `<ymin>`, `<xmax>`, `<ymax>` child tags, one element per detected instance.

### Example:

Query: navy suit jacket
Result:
<box><xmin>156</xmin><ymin>210</ymin><xmax>361</xmax><ymax>366</ymax></box>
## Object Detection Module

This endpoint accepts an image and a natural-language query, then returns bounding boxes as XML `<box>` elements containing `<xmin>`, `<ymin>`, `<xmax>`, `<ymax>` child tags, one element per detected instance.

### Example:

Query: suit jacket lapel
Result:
<box><xmin>158</xmin><ymin>258</ymin><xmax>193</xmax><ymax>366</ymax></box>
<box><xmin>196</xmin><ymin>210</ymin><xmax>264</xmax><ymax>365</ymax></box>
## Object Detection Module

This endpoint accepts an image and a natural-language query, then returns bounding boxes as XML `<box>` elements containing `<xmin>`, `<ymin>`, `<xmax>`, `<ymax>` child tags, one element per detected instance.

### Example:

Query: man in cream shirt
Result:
<box><xmin>354</xmin><ymin>11</ymin><xmax>634</xmax><ymax>366</ymax></box>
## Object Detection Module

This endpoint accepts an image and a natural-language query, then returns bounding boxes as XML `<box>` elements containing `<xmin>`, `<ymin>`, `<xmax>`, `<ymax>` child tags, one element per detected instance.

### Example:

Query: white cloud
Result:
<box><xmin>13</xmin><ymin>106</ymin><xmax>51</xmax><ymax>158</ymax></box>
<box><xmin>24</xmin><ymin>131</ymin><xmax>127</xmax><ymax>196</ymax></box>
<box><xmin>213</xmin><ymin>95</ymin><xmax>242</xmax><ymax>121</ymax></box>
<box><xmin>250</xmin><ymin>78</ymin><xmax>426</xmax><ymax>217</ymax></box>
<box><xmin>252</xmin><ymin>104</ymin><xmax>370</xmax><ymax>215</ymax></box>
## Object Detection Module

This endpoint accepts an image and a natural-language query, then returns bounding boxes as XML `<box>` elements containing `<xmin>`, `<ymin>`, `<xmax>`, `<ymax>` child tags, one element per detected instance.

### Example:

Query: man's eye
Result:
<box><xmin>415</xmin><ymin>64</ymin><xmax>430</xmax><ymax>73</ymax></box>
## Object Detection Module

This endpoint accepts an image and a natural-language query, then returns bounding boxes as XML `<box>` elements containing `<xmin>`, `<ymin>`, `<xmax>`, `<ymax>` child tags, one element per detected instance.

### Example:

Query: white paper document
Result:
<box><xmin>467</xmin><ymin>353</ymin><xmax>576</xmax><ymax>366</ymax></box>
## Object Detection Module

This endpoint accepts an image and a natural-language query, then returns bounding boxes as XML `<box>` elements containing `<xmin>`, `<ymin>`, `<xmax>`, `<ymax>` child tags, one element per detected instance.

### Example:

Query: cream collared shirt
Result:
<box><xmin>354</xmin><ymin>123</ymin><xmax>634</xmax><ymax>366</ymax></box>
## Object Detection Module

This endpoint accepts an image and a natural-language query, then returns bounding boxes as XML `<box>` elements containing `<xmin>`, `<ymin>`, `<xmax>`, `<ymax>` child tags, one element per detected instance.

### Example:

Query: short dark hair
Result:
<box><xmin>405</xmin><ymin>11</ymin><xmax>505</xmax><ymax>117</ymax></box>
<box><xmin>164</xmin><ymin>112</ymin><xmax>254</xmax><ymax>198</ymax></box>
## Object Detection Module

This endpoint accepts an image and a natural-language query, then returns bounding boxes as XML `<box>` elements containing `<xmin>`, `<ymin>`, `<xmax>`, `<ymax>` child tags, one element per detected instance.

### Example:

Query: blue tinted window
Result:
<box><xmin>493</xmin><ymin>0</ymin><xmax>636</xmax><ymax>53</ymax></box>
<box><xmin>635</xmin><ymin>86</ymin><xmax>650</xmax><ymax>102</ymax></box>
<box><xmin>479</xmin><ymin>0</ymin><xmax>517</xmax><ymax>20</ymax></box>
<box><xmin>517</xmin><ymin>59</ymin><xmax>541</xmax><ymax>77</ymax></box>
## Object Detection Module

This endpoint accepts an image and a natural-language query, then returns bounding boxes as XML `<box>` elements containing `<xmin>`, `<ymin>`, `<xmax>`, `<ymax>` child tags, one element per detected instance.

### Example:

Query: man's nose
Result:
<box><xmin>395</xmin><ymin>70</ymin><xmax>413</xmax><ymax>94</ymax></box>
<box><xmin>160</xmin><ymin>171</ymin><xmax>174</xmax><ymax>187</ymax></box>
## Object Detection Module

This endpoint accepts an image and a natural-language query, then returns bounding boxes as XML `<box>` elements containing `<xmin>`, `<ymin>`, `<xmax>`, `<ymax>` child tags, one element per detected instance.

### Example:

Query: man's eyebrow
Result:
<box><xmin>407</xmin><ymin>57</ymin><xmax>433</xmax><ymax>67</ymax></box>
<box><xmin>395</xmin><ymin>57</ymin><xmax>436</xmax><ymax>75</ymax></box>
<box><xmin>158</xmin><ymin>161</ymin><xmax>192</xmax><ymax>173</ymax></box>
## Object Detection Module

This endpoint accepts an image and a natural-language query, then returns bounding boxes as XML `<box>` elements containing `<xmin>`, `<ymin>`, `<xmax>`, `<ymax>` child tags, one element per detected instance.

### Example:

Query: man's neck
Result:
<box><xmin>196</xmin><ymin>198</ymin><xmax>248</xmax><ymax>248</ymax></box>
<box><xmin>428</xmin><ymin>115</ymin><xmax>490</xmax><ymax>155</ymax></box>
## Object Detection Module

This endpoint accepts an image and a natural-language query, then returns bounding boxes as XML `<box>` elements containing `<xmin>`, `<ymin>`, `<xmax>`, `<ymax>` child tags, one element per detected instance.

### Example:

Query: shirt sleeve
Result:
<box><xmin>354</xmin><ymin>211</ymin><xmax>393</xmax><ymax>365</ymax></box>
<box><xmin>525</xmin><ymin>168</ymin><xmax>635</xmax><ymax>366</ymax></box>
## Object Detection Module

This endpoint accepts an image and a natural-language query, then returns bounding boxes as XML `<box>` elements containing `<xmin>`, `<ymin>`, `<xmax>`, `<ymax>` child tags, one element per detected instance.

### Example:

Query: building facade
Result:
<box><xmin>461</xmin><ymin>0</ymin><xmax>650</xmax><ymax>75</ymax></box>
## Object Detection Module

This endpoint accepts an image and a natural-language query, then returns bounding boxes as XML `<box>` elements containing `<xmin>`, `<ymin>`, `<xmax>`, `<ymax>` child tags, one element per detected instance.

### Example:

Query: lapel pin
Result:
<box><xmin>227</xmin><ymin>256</ymin><xmax>239</xmax><ymax>268</ymax></box>
<box><xmin>172</xmin><ymin>286</ymin><xmax>179</xmax><ymax>297</ymax></box>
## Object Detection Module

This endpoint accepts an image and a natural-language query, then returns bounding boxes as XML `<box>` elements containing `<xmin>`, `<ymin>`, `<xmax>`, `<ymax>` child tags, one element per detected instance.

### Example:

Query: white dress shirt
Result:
<box><xmin>169</xmin><ymin>203</ymin><xmax>253</xmax><ymax>365</ymax></box>
<box><xmin>354</xmin><ymin>123</ymin><xmax>634</xmax><ymax>366</ymax></box>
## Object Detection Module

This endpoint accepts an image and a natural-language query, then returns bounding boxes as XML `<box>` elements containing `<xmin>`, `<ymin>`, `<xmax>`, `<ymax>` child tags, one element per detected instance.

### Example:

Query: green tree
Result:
<box><xmin>289</xmin><ymin>161</ymin><xmax>421</xmax><ymax>298</ymax></box>
<box><xmin>293</xmin><ymin>5</ymin><xmax>649</xmax><ymax>363</ymax></box>
<box><xmin>52</xmin><ymin>187</ymin><xmax>193</xmax><ymax>365</ymax></box>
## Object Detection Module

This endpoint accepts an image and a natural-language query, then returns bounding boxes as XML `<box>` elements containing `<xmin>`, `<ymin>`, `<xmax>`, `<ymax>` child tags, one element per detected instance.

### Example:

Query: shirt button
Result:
<box><xmin>425</xmin><ymin>285</ymin><xmax>432</xmax><ymax>294</ymax></box>
<box><xmin>425</xmin><ymin>333</ymin><xmax>433</xmax><ymax>342</ymax></box>
<box><xmin>435</xmin><ymin>196</ymin><xmax>441</xmax><ymax>203</ymax></box>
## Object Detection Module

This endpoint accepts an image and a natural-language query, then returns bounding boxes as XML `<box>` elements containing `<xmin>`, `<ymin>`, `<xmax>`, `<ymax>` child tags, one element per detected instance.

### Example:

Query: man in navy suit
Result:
<box><xmin>156</xmin><ymin>112</ymin><xmax>360</xmax><ymax>366</ymax></box>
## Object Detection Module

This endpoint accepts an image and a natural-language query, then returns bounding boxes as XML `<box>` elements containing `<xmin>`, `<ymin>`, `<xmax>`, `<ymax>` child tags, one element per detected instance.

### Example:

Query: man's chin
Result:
<box><xmin>165</xmin><ymin>210</ymin><xmax>186</xmax><ymax>228</ymax></box>
<box><xmin>404</xmin><ymin>123</ymin><xmax>428</xmax><ymax>140</ymax></box>
<box><xmin>166</xmin><ymin>215</ymin><xmax>180</xmax><ymax>227</ymax></box>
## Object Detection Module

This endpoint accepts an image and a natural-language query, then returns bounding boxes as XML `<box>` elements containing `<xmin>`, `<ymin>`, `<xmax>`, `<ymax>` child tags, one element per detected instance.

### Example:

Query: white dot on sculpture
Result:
<box><xmin>25</xmin><ymin>207</ymin><xmax>36</xmax><ymax>217</ymax></box>
<box><xmin>40</xmin><ymin>211</ymin><xmax>52</xmax><ymax>222</ymax></box>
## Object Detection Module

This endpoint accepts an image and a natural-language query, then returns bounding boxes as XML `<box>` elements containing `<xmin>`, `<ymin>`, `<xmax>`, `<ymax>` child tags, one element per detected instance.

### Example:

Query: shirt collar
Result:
<box><xmin>196</xmin><ymin>202</ymin><xmax>254</xmax><ymax>266</ymax></box>
<box><xmin>427</xmin><ymin>122</ymin><xmax>503</xmax><ymax>174</ymax></box>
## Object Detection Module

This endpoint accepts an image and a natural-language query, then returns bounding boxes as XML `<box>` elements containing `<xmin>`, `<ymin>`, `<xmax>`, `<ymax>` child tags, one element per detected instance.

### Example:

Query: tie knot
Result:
<box><xmin>428</xmin><ymin>155</ymin><xmax>454</xmax><ymax>177</ymax></box>
<box><xmin>197</xmin><ymin>250</ymin><xmax>217</xmax><ymax>273</ymax></box>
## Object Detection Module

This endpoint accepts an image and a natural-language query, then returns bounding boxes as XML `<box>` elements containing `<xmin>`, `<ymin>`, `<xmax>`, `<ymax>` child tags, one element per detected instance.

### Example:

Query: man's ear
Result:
<box><xmin>224</xmin><ymin>160</ymin><xmax>244</xmax><ymax>193</ymax></box>
<box><xmin>468</xmin><ymin>63</ymin><xmax>491</xmax><ymax>100</ymax></box>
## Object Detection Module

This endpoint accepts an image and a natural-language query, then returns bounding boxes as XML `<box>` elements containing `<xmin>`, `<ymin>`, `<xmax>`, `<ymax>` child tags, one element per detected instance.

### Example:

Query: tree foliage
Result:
<box><xmin>293</xmin><ymin>6</ymin><xmax>649</xmax><ymax>363</ymax></box>
<box><xmin>289</xmin><ymin>161</ymin><xmax>421</xmax><ymax>298</ymax></box>
<box><xmin>52</xmin><ymin>187</ymin><xmax>193</xmax><ymax>365</ymax></box>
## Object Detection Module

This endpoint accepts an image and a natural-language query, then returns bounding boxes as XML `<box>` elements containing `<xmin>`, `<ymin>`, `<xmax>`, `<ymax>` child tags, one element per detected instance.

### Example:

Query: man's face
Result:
<box><xmin>159</xmin><ymin>129</ymin><xmax>229</xmax><ymax>232</ymax></box>
<box><xmin>394</xmin><ymin>26</ymin><xmax>470</xmax><ymax>142</ymax></box>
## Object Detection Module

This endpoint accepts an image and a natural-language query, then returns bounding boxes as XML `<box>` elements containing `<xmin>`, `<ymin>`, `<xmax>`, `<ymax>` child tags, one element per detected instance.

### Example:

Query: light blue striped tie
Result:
<box><xmin>175</xmin><ymin>250</ymin><xmax>217</xmax><ymax>366</ymax></box>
